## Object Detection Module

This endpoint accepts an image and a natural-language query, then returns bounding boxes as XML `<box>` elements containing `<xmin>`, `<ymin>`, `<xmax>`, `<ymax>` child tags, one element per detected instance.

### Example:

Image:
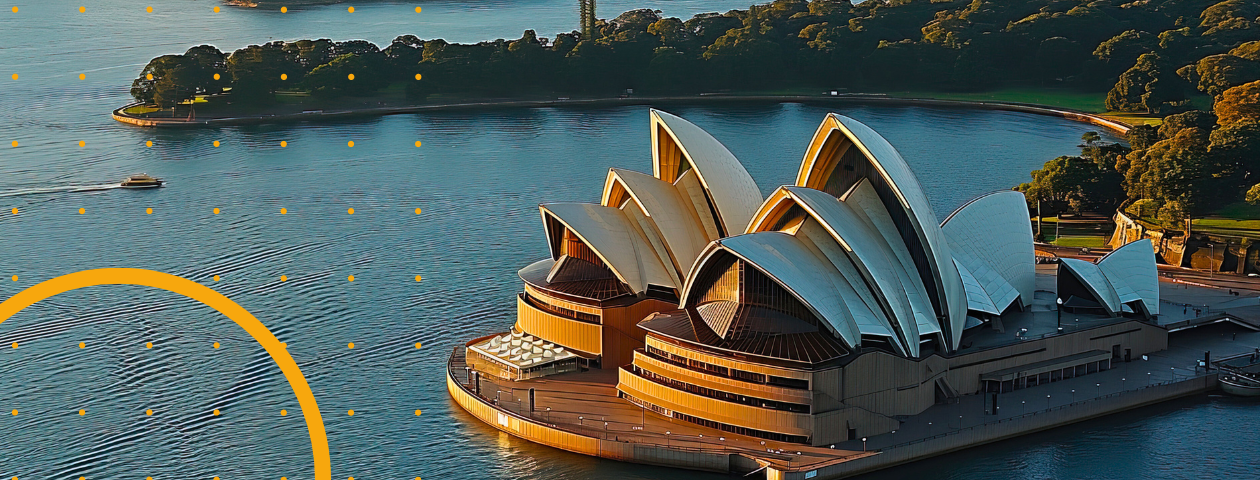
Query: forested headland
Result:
<box><xmin>129</xmin><ymin>0</ymin><xmax>1260</xmax><ymax>227</ymax></box>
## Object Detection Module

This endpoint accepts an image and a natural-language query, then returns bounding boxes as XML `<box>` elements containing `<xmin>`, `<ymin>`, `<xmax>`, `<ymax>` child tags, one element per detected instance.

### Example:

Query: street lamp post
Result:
<box><xmin>1021</xmin><ymin>400</ymin><xmax>1026</xmax><ymax>415</ymax></box>
<box><xmin>862</xmin><ymin>437</ymin><xmax>868</xmax><ymax>452</ymax></box>
<box><xmin>1096</xmin><ymin>383</ymin><xmax>1101</xmax><ymax>397</ymax></box>
<box><xmin>1046</xmin><ymin>394</ymin><xmax>1051</xmax><ymax>410</ymax></box>
<box><xmin>665</xmin><ymin>431</ymin><xmax>670</xmax><ymax>447</ymax></box>
<box><xmin>1071</xmin><ymin>389</ymin><xmax>1076</xmax><ymax>403</ymax></box>
<box><xmin>1056</xmin><ymin>298</ymin><xmax>1063</xmax><ymax>328</ymax></box>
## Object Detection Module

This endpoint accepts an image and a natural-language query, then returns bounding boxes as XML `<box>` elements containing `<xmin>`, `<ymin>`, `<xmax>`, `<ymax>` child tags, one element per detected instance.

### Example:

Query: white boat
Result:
<box><xmin>1220</xmin><ymin>374</ymin><xmax>1260</xmax><ymax>397</ymax></box>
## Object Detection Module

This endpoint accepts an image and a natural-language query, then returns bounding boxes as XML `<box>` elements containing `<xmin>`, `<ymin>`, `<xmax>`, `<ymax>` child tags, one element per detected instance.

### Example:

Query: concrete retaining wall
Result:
<box><xmin>770</xmin><ymin>375</ymin><xmax>1216</xmax><ymax>480</ymax></box>
<box><xmin>112</xmin><ymin>96</ymin><xmax>1132</xmax><ymax>134</ymax></box>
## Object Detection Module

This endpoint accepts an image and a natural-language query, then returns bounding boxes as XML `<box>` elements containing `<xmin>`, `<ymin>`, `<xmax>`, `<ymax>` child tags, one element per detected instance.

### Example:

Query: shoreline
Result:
<box><xmin>111</xmin><ymin>94</ymin><xmax>1133</xmax><ymax>134</ymax></box>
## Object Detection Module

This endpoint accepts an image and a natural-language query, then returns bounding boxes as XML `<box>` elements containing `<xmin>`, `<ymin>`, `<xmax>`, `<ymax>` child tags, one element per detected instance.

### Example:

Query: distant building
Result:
<box><xmin>460</xmin><ymin>109</ymin><xmax>1164</xmax><ymax>446</ymax></box>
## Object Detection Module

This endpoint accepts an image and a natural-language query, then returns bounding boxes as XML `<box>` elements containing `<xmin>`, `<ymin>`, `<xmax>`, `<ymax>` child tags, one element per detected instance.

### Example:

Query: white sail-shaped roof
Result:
<box><xmin>1060</xmin><ymin>258</ymin><xmax>1122</xmax><ymax>314</ymax></box>
<box><xmin>1097</xmin><ymin>239</ymin><xmax>1160</xmax><ymax>316</ymax></box>
<box><xmin>539</xmin><ymin>202</ymin><xmax>675</xmax><ymax>294</ymax></box>
<box><xmin>746</xmin><ymin>185</ymin><xmax>938</xmax><ymax>356</ymax></box>
<box><xmin>941</xmin><ymin>190</ymin><xmax>1036</xmax><ymax>313</ymax></box>
<box><xmin>650</xmin><ymin>109</ymin><xmax>763</xmax><ymax>237</ymax></box>
<box><xmin>955</xmin><ymin>259</ymin><xmax>1001</xmax><ymax>315</ymax></box>
<box><xmin>1059</xmin><ymin>240</ymin><xmax>1159</xmax><ymax>318</ymax></box>
<box><xmin>601</xmin><ymin>168</ymin><xmax>714</xmax><ymax>285</ymax></box>
<box><xmin>795</xmin><ymin>113</ymin><xmax>967</xmax><ymax>349</ymax></box>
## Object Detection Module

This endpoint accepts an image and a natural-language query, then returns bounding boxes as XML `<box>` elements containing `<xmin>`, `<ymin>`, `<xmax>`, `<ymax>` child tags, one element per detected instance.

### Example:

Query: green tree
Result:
<box><xmin>1016</xmin><ymin>155</ymin><xmax>1123</xmax><ymax>214</ymax></box>
<box><xmin>1215</xmin><ymin>80</ymin><xmax>1260</xmax><ymax>125</ymax></box>
<box><xmin>226</xmin><ymin>42</ymin><xmax>302</xmax><ymax>102</ymax></box>
<box><xmin>1106</xmin><ymin>53</ymin><xmax>1185</xmax><ymax>113</ymax></box>
<box><xmin>303</xmin><ymin>53</ymin><xmax>389</xmax><ymax>98</ymax></box>
<box><xmin>1246</xmin><ymin>184</ymin><xmax>1260</xmax><ymax>205</ymax></box>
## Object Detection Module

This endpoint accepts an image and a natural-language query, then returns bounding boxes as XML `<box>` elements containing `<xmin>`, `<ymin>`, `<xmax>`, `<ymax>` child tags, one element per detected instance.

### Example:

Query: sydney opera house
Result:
<box><xmin>453</xmin><ymin>109</ymin><xmax>1168</xmax><ymax>455</ymax></box>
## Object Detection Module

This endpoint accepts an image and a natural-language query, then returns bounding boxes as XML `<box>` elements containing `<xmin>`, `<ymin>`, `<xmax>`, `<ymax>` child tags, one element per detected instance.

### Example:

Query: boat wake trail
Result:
<box><xmin>0</xmin><ymin>184</ymin><xmax>123</xmax><ymax>198</ymax></box>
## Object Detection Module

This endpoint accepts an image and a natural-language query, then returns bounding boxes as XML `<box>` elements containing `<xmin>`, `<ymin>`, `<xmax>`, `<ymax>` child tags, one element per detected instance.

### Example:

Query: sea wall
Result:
<box><xmin>112</xmin><ymin>96</ymin><xmax>1132</xmax><ymax>134</ymax></box>
<box><xmin>768</xmin><ymin>374</ymin><xmax>1216</xmax><ymax>480</ymax></box>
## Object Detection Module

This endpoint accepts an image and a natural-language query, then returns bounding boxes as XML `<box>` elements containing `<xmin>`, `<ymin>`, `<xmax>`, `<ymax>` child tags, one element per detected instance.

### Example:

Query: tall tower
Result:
<box><xmin>580</xmin><ymin>0</ymin><xmax>596</xmax><ymax>40</ymax></box>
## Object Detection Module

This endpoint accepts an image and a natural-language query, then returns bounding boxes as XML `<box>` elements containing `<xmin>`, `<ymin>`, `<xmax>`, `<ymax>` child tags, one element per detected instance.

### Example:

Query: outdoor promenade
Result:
<box><xmin>447</xmin><ymin>274</ymin><xmax>1260</xmax><ymax>479</ymax></box>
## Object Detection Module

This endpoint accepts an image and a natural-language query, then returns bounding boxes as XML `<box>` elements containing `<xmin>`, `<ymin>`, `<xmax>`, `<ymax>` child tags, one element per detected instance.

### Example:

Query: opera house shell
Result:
<box><xmin>460</xmin><ymin>109</ymin><xmax>1162</xmax><ymax>447</ymax></box>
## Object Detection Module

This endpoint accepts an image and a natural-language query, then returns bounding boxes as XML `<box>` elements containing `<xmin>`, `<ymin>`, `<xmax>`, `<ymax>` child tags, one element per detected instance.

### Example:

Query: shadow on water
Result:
<box><xmin>853</xmin><ymin>393</ymin><xmax>1260</xmax><ymax>480</ymax></box>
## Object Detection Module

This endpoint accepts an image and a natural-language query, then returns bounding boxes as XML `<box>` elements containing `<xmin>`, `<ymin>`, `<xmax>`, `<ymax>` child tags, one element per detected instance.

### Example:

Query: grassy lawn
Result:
<box><xmin>123</xmin><ymin>105</ymin><xmax>160</xmax><ymax>115</ymax></box>
<box><xmin>1047</xmin><ymin>235</ymin><xmax>1109</xmax><ymax>248</ymax></box>
<box><xmin>886</xmin><ymin>88</ymin><xmax>1107</xmax><ymax>113</ymax></box>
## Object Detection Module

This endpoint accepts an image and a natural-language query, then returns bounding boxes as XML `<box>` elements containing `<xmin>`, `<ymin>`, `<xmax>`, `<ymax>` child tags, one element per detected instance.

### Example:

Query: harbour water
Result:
<box><xmin>0</xmin><ymin>1</ymin><xmax>1256</xmax><ymax>479</ymax></box>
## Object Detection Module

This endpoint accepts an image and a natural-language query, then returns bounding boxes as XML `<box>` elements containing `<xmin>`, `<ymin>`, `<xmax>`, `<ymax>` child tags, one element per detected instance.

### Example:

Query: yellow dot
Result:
<box><xmin>280</xmin><ymin>207</ymin><xmax>288</xmax><ymax>215</ymax></box>
<box><xmin>414</xmin><ymin>342</ymin><xmax>422</xmax><ymax>349</ymax></box>
<box><xmin>146</xmin><ymin>342</ymin><xmax>153</xmax><ymax>349</ymax></box>
<box><xmin>280</xmin><ymin>73</ymin><xmax>287</xmax><ymax>81</ymax></box>
<box><xmin>347</xmin><ymin>140</ymin><xmax>354</xmax><ymax>147</ymax></box>
<box><xmin>347</xmin><ymin>208</ymin><xmax>355</xmax><ymax>215</ymax></box>
<box><xmin>10</xmin><ymin>6</ymin><xmax>16</xmax><ymax>12</ymax></box>
<box><xmin>9</xmin><ymin>141</ymin><xmax>15</xmax><ymax>147</ymax></box>
<box><xmin>213</xmin><ymin>140</ymin><xmax>220</xmax><ymax>147</ymax></box>
<box><xmin>10</xmin><ymin>275</ymin><xmax>16</xmax><ymax>281</ymax></box>
<box><xmin>414</xmin><ymin>140</ymin><xmax>422</xmax><ymax>147</ymax></box>
<box><xmin>213</xmin><ymin>6</ymin><xmax>220</xmax><ymax>13</ymax></box>
<box><xmin>79</xmin><ymin>342</ymin><xmax>85</xmax><ymax>348</ymax></box>
<box><xmin>213</xmin><ymin>208</ymin><xmax>220</xmax><ymax>214</ymax></box>
<box><xmin>213</xmin><ymin>275</ymin><xmax>220</xmax><ymax>282</ymax></box>
<box><xmin>414</xmin><ymin>409</ymin><xmax>421</xmax><ymax>416</ymax></box>
<box><xmin>414</xmin><ymin>275</ymin><xmax>422</xmax><ymax>282</ymax></box>
<box><xmin>78</xmin><ymin>140</ymin><xmax>85</xmax><ymax>147</ymax></box>
<box><xmin>145</xmin><ymin>6</ymin><xmax>152</xmax><ymax>12</ymax></box>
<box><xmin>213</xmin><ymin>73</ymin><xmax>221</xmax><ymax>80</ymax></box>
<box><xmin>414</xmin><ymin>73</ymin><xmax>422</xmax><ymax>80</ymax></box>
<box><xmin>145</xmin><ymin>140</ymin><xmax>153</xmax><ymax>147</ymax></box>
<box><xmin>145</xmin><ymin>409</ymin><xmax>153</xmax><ymax>416</ymax></box>
<box><xmin>145</xmin><ymin>207</ymin><xmax>153</xmax><ymax>214</ymax></box>
<box><xmin>347</xmin><ymin>275</ymin><xmax>355</xmax><ymax>282</ymax></box>
<box><xmin>348</xmin><ymin>342</ymin><xmax>355</xmax><ymax>349</ymax></box>
<box><xmin>280</xmin><ymin>6</ymin><xmax>287</xmax><ymax>13</ymax></box>
<box><xmin>280</xmin><ymin>409</ymin><xmax>287</xmax><ymax>416</ymax></box>
<box><xmin>347</xmin><ymin>410</ymin><xmax>354</xmax><ymax>416</ymax></box>
<box><xmin>79</xmin><ymin>409</ymin><xmax>85</xmax><ymax>416</ymax></box>
<box><xmin>9</xmin><ymin>73</ymin><xmax>16</xmax><ymax>80</ymax></box>
<box><xmin>78</xmin><ymin>73</ymin><xmax>85</xmax><ymax>80</ymax></box>
<box><xmin>348</xmin><ymin>73</ymin><xmax>355</xmax><ymax>81</ymax></box>
<box><xmin>78</xmin><ymin>208</ymin><xmax>85</xmax><ymax>215</ymax></box>
<box><xmin>78</xmin><ymin>6</ymin><xmax>85</xmax><ymax>13</ymax></box>
<box><xmin>280</xmin><ymin>275</ymin><xmax>288</xmax><ymax>281</ymax></box>
<box><xmin>281</xmin><ymin>343</ymin><xmax>287</xmax><ymax>348</ymax></box>
<box><xmin>280</xmin><ymin>140</ymin><xmax>287</xmax><ymax>147</ymax></box>
<box><xmin>415</xmin><ymin>6</ymin><xmax>422</xmax><ymax>13</ymax></box>
<box><xmin>10</xmin><ymin>409</ymin><xmax>16</xmax><ymax>415</ymax></box>
<box><xmin>414</xmin><ymin>207</ymin><xmax>422</xmax><ymax>214</ymax></box>
<box><xmin>213</xmin><ymin>409</ymin><xmax>220</xmax><ymax>416</ymax></box>
<box><xmin>347</xmin><ymin>6</ymin><xmax>354</xmax><ymax>12</ymax></box>
<box><xmin>213</xmin><ymin>342</ymin><xmax>220</xmax><ymax>349</ymax></box>
<box><xmin>146</xmin><ymin>73</ymin><xmax>153</xmax><ymax>81</ymax></box>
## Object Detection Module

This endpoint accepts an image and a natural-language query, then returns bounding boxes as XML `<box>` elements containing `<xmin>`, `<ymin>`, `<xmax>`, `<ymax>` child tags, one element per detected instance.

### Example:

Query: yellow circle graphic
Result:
<box><xmin>0</xmin><ymin>268</ymin><xmax>331</xmax><ymax>480</ymax></box>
